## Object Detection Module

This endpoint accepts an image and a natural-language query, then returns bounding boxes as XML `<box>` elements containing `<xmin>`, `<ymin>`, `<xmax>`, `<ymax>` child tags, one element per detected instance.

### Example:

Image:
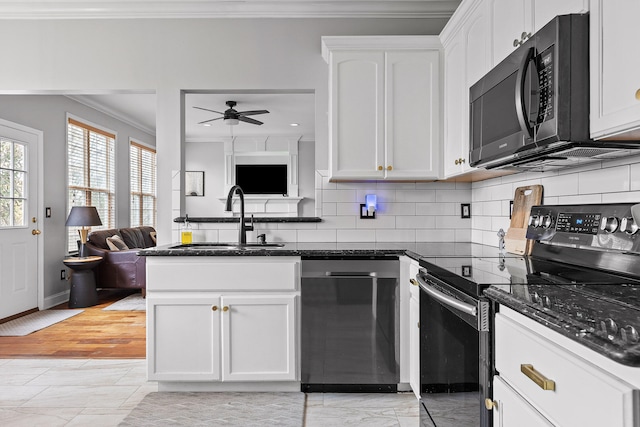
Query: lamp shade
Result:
<box><xmin>65</xmin><ymin>206</ymin><xmax>102</xmax><ymax>227</ymax></box>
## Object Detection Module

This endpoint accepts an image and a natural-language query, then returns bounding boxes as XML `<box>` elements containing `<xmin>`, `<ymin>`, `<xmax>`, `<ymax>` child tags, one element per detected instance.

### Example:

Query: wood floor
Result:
<box><xmin>0</xmin><ymin>290</ymin><xmax>146</xmax><ymax>359</ymax></box>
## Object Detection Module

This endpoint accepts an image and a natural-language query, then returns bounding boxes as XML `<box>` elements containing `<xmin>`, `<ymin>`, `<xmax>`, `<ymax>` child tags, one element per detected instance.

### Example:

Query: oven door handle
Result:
<box><xmin>416</xmin><ymin>274</ymin><xmax>477</xmax><ymax>317</ymax></box>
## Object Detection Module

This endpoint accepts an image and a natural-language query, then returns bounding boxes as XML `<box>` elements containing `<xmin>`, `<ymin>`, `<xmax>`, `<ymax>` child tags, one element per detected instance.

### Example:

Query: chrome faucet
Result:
<box><xmin>225</xmin><ymin>185</ymin><xmax>254</xmax><ymax>245</ymax></box>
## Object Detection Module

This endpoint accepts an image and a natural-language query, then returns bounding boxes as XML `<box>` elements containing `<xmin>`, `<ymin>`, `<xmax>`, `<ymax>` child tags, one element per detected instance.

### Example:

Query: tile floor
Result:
<box><xmin>0</xmin><ymin>359</ymin><xmax>422</xmax><ymax>426</ymax></box>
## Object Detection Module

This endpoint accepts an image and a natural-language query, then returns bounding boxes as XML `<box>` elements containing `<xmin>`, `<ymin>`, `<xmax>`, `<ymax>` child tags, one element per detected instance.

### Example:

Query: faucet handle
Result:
<box><xmin>257</xmin><ymin>233</ymin><xmax>266</xmax><ymax>244</ymax></box>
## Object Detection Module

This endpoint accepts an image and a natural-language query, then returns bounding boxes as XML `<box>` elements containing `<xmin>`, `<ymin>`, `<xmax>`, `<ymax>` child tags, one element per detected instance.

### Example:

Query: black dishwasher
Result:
<box><xmin>301</xmin><ymin>257</ymin><xmax>400</xmax><ymax>392</ymax></box>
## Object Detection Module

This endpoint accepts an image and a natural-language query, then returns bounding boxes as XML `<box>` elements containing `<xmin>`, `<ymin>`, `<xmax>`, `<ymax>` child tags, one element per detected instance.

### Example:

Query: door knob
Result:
<box><xmin>32</xmin><ymin>229</ymin><xmax>41</xmax><ymax>235</ymax></box>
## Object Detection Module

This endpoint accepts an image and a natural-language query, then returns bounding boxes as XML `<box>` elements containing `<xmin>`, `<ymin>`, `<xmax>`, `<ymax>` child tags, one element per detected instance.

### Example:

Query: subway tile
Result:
<box><xmin>557</xmin><ymin>161</ymin><xmax>603</xmax><ymax>175</ymax></box>
<box><xmin>455</xmin><ymin>228</ymin><xmax>472</xmax><ymax>242</ymax></box>
<box><xmin>396</xmin><ymin>216</ymin><xmax>436</xmax><ymax>229</ymax></box>
<box><xmin>376</xmin><ymin>181</ymin><xmax>416</xmax><ymax>190</ymax></box>
<box><xmin>501</xmin><ymin>200</ymin><xmax>512</xmax><ymax>217</ymax></box>
<box><xmin>435</xmin><ymin>189</ymin><xmax>471</xmax><ymax>203</ymax></box>
<box><xmin>336</xmin><ymin>203</ymin><xmax>360</xmax><ymax>216</ymax></box>
<box><xmin>543</xmin><ymin>196</ymin><xmax>559</xmax><ymax>204</ymax></box>
<box><xmin>416</xmin><ymin>229</ymin><xmax>455</xmax><ymax>242</ymax></box>
<box><xmin>337</xmin><ymin>229</ymin><xmax>376</xmax><ymax>243</ymax></box>
<box><xmin>472</xmin><ymin>216</ymin><xmax>492</xmax><ymax>231</ymax></box>
<box><xmin>416</xmin><ymin>202</ymin><xmax>456</xmax><ymax>216</ymax></box>
<box><xmin>376</xmin><ymin>229</ymin><xmax>416</xmax><ymax>242</ymax></box>
<box><xmin>416</xmin><ymin>182</ymin><xmax>455</xmax><ymax>190</ymax></box>
<box><xmin>357</xmin><ymin>189</ymin><xmax>396</xmax><ymax>203</ymax></box>
<box><xmin>492</xmin><ymin>217</ymin><xmax>511</xmax><ymax>232</ymax></box>
<box><xmin>277</xmin><ymin>222</ymin><xmax>317</xmax><ymax>230</ymax></box>
<box><xmin>297</xmin><ymin>230</ymin><xmax>337</xmax><ymax>243</ymax></box>
<box><xmin>317</xmin><ymin>216</ymin><xmax>356</xmax><ymax>229</ymax></box>
<box><xmin>491</xmin><ymin>183</ymin><xmax>513</xmax><ymax>201</ymax></box>
<box><xmin>315</xmin><ymin>189</ymin><xmax>323</xmax><ymax>210</ymax></box>
<box><xmin>601</xmin><ymin>191</ymin><xmax>640</xmax><ymax>203</ymax></box>
<box><xmin>557</xmin><ymin>194</ymin><xmax>602</xmax><ymax>204</ymax></box>
<box><xmin>322</xmin><ymin>203</ymin><xmax>337</xmax><ymax>216</ymax></box>
<box><xmin>435</xmin><ymin>216</ymin><xmax>471</xmax><ymax>229</ymax></box>
<box><xmin>631</xmin><ymin>163</ymin><xmax>640</xmax><ymax>191</ymax></box>
<box><xmin>471</xmin><ymin>229</ymin><xmax>484</xmax><ymax>244</ymax></box>
<box><xmin>481</xmin><ymin>200</ymin><xmax>502</xmax><ymax>216</ymax></box>
<box><xmin>578</xmin><ymin>165</ymin><xmax>629</xmax><ymax>194</ymax></box>
<box><xmin>265</xmin><ymin>230</ymin><xmax>297</xmax><ymax>243</ymax></box>
<box><xmin>356</xmin><ymin>215</ymin><xmax>396</xmax><ymax>229</ymax></box>
<box><xmin>472</xmin><ymin>186</ymin><xmax>491</xmax><ymax>203</ymax></box>
<box><xmin>395</xmin><ymin>190</ymin><xmax>435</xmax><ymax>203</ymax></box>
<box><xmin>337</xmin><ymin>182</ymin><xmax>377</xmax><ymax>191</ymax></box>
<box><xmin>322</xmin><ymin>189</ymin><xmax>356</xmax><ymax>203</ymax></box>
<box><xmin>378</xmin><ymin>203</ymin><xmax>416</xmax><ymax>216</ymax></box>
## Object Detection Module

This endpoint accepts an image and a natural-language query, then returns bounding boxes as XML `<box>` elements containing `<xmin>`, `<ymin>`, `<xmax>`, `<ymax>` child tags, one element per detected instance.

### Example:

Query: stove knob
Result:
<box><xmin>541</xmin><ymin>215</ymin><xmax>553</xmax><ymax>229</ymax></box>
<box><xmin>600</xmin><ymin>217</ymin><xmax>620</xmax><ymax>233</ymax></box>
<box><xmin>543</xmin><ymin>296</ymin><xmax>552</xmax><ymax>308</ymax></box>
<box><xmin>620</xmin><ymin>217</ymin><xmax>639</xmax><ymax>235</ymax></box>
<box><xmin>529</xmin><ymin>215</ymin><xmax>540</xmax><ymax>228</ymax></box>
<box><xmin>621</xmin><ymin>325</ymin><xmax>639</xmax><ymax>344</ymax></box>
<box><xmin>600</xmin><ymin>318</ymin><xmax>619</xmax><ymax>340</ymax></box>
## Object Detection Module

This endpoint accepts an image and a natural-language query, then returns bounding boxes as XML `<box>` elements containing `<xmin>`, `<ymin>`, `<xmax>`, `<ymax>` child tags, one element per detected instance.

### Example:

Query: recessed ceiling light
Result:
<box><xmin>202</xmin><ymin>123</ymin><xmax>211</xmax><ymax>127</ymax></box>
<box><xmin>290</xmin><ymin>123</ymin><xmax>300</xmax><ymax>127</ymax></box>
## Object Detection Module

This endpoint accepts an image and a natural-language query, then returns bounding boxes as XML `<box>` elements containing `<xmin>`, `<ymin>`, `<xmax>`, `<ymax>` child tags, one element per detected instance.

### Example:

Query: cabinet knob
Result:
<box><xmin>460</xmin><ymin>158</ymin><xmax>466</xmax><ymax>164</ymax></box>
<box><xmin>223</xmin><ymin>306</ymin><xmax>229</xmax><ymax>312</ymax></box>
<box><xmin>455</xmin><ymin>159</ymin><xmax>459</xmax><ymax>165</ymax></box>
<box><xmin>212</xmin><ymin>306</ymin><xmax>218</xmax><ymax>311</ymax></box>
<box><xmin>513</xmin><ymin>39</ymin><xmax>520</xmax><ymax>47</ymax></box>
<box><xmin>636</xmin><ymin>88</ymin><xmax>640</xmax><ymax>101</ymax></box>
<box><xmin>484</xmin><ymin>398</ymin><xmax>497</xmax><ymax>410</ymax></box>
<box><xmin>378</xmin><ymin>165</ymin><xmax>383</xmax><ymax>171</ymax></box>
<box><xmin>386</xmin><ymin>165</ymin><xmax>393</xmax><ymax>171</ymax></box>
<box><xmin>409</xmin><ymin>278</ymin><xmax>419</xmax><ymax>286</ymax></box>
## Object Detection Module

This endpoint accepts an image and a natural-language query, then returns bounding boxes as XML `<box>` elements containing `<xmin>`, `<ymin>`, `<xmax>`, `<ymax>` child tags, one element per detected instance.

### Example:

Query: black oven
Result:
<box><xmin>416</xmin><ymin>268</ymin><xmax>491</xmax><ymax>427</ymax></box>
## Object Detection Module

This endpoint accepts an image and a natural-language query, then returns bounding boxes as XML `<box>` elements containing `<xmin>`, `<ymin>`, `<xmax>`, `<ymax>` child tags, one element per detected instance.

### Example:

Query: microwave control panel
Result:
<box><xmin>536</xmin><ymin>46</ymin><xmax>554</xmax><ymax>124</ymax></box>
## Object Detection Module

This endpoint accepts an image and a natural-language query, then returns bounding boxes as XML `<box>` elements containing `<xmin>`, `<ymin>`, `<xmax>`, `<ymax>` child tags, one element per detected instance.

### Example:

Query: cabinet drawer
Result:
<box><xmin>495</xmin><ymin>312</ymin><xmax>638</xmax><ymax>427</ymax></box>
<box><xmin>147</xmin><ymin>257</ymin><xmax>300</xmax><ymax>291</ymax></box>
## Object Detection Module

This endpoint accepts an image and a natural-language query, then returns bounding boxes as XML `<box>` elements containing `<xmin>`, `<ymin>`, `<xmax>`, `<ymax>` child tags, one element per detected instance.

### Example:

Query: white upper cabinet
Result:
<box><xmin>323</xmin><ymin>37</ymin><xmax>442</xmax><ymax>181</ymax></box>
<box><xmin>590</xmin><ymin>0</ymin><xmax>640</xmax><ymax>139</ymax></box>
<box><xmin>488</xmin><ymin>0</ymin><xmax>588</xmax><ymax>66</ymax></box>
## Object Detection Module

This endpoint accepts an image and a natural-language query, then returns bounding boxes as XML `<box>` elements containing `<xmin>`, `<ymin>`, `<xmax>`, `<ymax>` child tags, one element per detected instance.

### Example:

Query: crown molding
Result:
<box><xmin>0</xmin><ymin>1</ymin><xmax>459</xmax><ymax>19</ymax></box>
<box><xmin>65</xmin><ymin>95</ymin><xmax>156</xmax><ymax>137</ymax></box>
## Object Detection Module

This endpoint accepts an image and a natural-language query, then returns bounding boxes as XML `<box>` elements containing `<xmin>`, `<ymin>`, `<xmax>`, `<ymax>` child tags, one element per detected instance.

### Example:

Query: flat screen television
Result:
<box><xmin>235</xmin><ymin>164</ymin><xmax>288</xmax><ymax>195</ymax></box>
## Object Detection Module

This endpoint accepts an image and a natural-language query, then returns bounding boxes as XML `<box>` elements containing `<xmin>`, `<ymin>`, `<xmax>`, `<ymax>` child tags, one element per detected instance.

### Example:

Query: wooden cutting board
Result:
<box><xmin>505</xmin><ymin>185</ymin><xmax>543</xmax><ymax>255</ymax></box>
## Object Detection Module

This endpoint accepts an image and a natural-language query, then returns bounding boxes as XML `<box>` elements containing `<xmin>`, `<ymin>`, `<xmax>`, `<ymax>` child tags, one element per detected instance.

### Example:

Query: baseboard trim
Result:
<box><xmin>43</xmin><ymin>290</ymin><xmax>70</xmax><ymax>310</ymax></box>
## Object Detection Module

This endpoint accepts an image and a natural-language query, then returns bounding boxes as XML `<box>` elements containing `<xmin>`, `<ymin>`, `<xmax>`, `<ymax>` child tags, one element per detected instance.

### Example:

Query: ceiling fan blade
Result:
<box><xmin>237</xmin><ymin>110</ymin><xmax>270</xmax><ymax>116</ymax></box>
<box><xmin>237</xmin><ymin>116</ymin><xmax>264</xmax><ymax>125</ymax></box>
<box><xmin>197</xmin><ymin>117</ymin><xmax>224</xmax><ymax>124</ymax></box>
<box><xmin>193</xmin><ymin>106</ymin><xmax>224</xmax><ymax>115</ymax></box>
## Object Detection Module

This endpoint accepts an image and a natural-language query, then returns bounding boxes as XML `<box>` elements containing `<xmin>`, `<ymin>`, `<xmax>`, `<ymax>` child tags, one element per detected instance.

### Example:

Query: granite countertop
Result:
<box><xmin>173</xmin><ymin>216</ymin><xmax>321</xmax><ymax>223</ymax></box>
<box><xmin>137</xmin><ymin>241</ymin><xmax>500</xmax><ymax>261</ymax></box>
<box><xmin>485</xmin><ymin>284</ymin><xmax>640</xmax><ymax>367</ymax></box>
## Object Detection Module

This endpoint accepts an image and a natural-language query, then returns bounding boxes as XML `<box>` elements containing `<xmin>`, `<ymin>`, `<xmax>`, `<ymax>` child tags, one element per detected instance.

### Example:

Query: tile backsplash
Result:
<box><xmin>190</xmin><ymin>170</ymin><xmax>472</xmax><ymax>244</ymax></box>
<box><xmin>471</xmin><ymin>155</ymin><xmax>640</xmax><ymax>247</ymax></box>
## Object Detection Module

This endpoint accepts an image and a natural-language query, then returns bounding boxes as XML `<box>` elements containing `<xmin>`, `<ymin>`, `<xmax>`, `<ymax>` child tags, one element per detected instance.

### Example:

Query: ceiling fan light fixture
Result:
<box><xmin>224</xmin><ymin>118</ymin><xmax>239</xmax><ymax>126</ymax></box>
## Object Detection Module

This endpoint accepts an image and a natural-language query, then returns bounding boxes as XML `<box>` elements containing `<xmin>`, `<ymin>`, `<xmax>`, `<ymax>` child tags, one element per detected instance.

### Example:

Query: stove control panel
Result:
<box><xmin>527</xmin><ymin>203</ymin><xmax>640</xmax><ymax>253</ymax></box>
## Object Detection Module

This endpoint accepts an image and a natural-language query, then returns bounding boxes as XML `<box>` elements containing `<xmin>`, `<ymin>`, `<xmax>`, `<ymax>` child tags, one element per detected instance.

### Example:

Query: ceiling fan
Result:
<box><xmin>194</xmin><ymin>100</ymin><xmax>269</xmax><ymax>126</ymax></box>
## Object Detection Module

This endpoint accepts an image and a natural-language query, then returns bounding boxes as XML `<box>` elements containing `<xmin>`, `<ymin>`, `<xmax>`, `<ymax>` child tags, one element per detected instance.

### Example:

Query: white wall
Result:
<box><xmin>470</xmin><ymin>155</ymin><xmax>640</xmax><ymax>247</ymax></box>
<box><xmin>0</xmin><ymin>95</ymin><xmax>155</xmax><ymax>301</ymax></box>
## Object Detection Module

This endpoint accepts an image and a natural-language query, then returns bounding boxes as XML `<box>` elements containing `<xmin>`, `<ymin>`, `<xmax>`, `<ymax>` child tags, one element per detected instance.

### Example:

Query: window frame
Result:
<box><xmin>129</xmin><ymin>139</ymin><xmax>157</xmax><ymax>228</ymax></box>
<box><xmin>66</xmin><ymin>114</ymin><xmax>116</xmax><ymax>253</ymax></box>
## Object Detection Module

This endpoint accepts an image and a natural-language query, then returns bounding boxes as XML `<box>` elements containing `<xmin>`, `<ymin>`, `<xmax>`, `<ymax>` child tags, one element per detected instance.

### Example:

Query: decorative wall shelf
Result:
<box><xmin>218</xmin><ymin>196</ymin><xmax>304</xmax><ymax>217</ymax></box>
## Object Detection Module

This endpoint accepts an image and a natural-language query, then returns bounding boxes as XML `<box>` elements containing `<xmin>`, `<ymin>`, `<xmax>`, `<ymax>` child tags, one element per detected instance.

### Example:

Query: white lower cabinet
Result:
<box><xmin>493</xmin><ymin>307</ymin><xmax>640</xmax><ymax>426</ymax></box>
<box><xmin>148</xmin><ymin>293</ymin><xmax>296</xmax><ymax>382</ymax></box>
<box><xmin>409</xmin><ymin>293</ymin><xmax>420</xmax><ymax>398</ymax></box>
<box><xmin>146</xmin><ymin>256</ymin><xmax>300</xmax><ymax>387</ymax></box>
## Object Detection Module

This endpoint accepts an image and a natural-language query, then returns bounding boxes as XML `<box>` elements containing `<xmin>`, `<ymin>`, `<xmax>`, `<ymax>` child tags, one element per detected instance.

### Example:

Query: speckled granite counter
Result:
<box><xmin>173</xmin><ymin>216</ymin><xmax>322</xmax><ymax>223</ymax></box>
<box><xmin>485</xmin><ymin>284</ymin><xmax>640</xmax><ymax>367</ymax></box>
<box><xmin>138</xmin><ymin>241</ymin><xmax>508</xmax><ymax>261</ymax></box>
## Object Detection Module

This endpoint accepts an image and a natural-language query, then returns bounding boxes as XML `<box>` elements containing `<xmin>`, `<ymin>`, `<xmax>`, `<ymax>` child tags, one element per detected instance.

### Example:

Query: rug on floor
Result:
<box><xmin>0</xmin><ymin>309</ymin><xmax>84</xmax><ymax>336</ymax></box>
<box><xmin>103</xmin><ymin>293</ymin><xmax>146</xmax><ymax>311</ymax></box>
<box><xmin>119</xmin><ymin>392</ymin><xmax>306</xmax><ymax>427</ymax></box>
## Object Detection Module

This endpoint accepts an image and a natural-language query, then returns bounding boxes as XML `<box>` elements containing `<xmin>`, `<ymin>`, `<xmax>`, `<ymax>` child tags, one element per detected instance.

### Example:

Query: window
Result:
<box><xmin>130</xmin><ymin>141</ymin><xmax>156</xmax><ymax>228</ymax></box>
<box><xmin>0</xmin><ymin>139</ymin><xmax>27</xmax><ymax>227</ymax></box>
<box><xmin>67</xmin><ymin>117</ymin><xmax>115</xmax><ymax>252</ymax></box>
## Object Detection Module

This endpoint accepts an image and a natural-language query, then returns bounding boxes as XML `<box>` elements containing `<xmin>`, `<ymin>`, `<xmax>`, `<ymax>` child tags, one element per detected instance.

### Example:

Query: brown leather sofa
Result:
<box><xmin>85</xmin><ymin>226</ymin><xmax>156</xmax><ymax>296</ymax></box>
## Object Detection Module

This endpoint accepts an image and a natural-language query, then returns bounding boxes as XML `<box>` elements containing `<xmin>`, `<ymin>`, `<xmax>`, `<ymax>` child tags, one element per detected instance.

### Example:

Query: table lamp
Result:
<box><xmin>65</xmin><ymin>206</ymin><xmax>102</xmax><ymax>258</ymax></box>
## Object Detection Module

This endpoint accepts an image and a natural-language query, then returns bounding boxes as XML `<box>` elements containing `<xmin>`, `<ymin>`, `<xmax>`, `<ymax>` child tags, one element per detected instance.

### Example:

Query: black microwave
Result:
<box><xmin>469</xmin><ymin>14</ymin><xmax>595</xmax><ymax>170</ymax></box>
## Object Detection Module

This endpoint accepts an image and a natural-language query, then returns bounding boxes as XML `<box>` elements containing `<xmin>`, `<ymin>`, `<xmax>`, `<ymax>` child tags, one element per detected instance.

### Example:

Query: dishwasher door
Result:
<box><xmin>301</xmin><ymin>259</ymin><xmax>399</xmax><ymax>392</ymax></box>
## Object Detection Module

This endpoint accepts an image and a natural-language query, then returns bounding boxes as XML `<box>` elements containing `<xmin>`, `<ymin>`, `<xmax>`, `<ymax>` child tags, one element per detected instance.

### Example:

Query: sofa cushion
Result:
<box><xmin>87</xmin><ymin>229</ymin><xmax>122</xmax><ymax>250</ymax></box>
<box><xmin>150</xmin><ymin>231</ymin><xmax>157</xmax><ymax>244</ymax></box>
<box><xmin>106</xmin><ymin>235</ymin><xmax>129</xmax><ymax>251</ymax></box>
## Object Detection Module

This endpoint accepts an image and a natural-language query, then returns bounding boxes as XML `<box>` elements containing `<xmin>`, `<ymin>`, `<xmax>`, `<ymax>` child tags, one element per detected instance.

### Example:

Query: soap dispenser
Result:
<box><xmin>181</xmin><ymin>214</ymin><xmax>193</xmax><ymax>244</ymax></box>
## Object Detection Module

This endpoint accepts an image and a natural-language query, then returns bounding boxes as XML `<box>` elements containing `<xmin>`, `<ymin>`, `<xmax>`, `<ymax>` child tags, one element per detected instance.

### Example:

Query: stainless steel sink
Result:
<box><xmin>170</xmin><ymin>242</ymin><xmax>285</xmax><ymax>250</ymax></box>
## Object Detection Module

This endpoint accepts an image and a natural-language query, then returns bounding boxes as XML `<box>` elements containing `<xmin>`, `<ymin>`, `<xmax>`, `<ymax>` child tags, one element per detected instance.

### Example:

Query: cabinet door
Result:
<box><xmin>488</xmin><ymin>0</ymin><xmax>532</xmax><ymax>66</ymax></box>
<box><xmin>442</xmin><ymin>33</ymin><xmax>467</xmax><ymax>178</ymax></box>
<box><xmin>147</xmin><ymin>295</ymin><xmax>221</xmax><ymax>381</ymax></box>
<box><xmin>409</xmin><ymin>294</ymin><xmax>420</xmax><ymax>399</ymax></box>
<box><xmin>385</xmin><ymin>50</ymin><xmax>440</xmax><ymax>180</ymax></box>
<box><xmin>492</xmin><ymin>376</ymin><xmax>554</xmax><ymax>427</ymax></box>
<box><xmin>329</xmin><ymin>50</ymin><xmax>385</xmax><ymax>180</ymax></box>
<box><xmin>221</xmin><ymin>294</ymin><xmax>296</xmax><ymax>381</ymax></box>
<box><xmin>532</xmin><ymin>0</ymin><xmax>588</xmax><ymax>32</ymax></box>
<box><xmin>590</xmin><ymin>0</ymin><xmax>640</xmax><ymax>139</ymax></box>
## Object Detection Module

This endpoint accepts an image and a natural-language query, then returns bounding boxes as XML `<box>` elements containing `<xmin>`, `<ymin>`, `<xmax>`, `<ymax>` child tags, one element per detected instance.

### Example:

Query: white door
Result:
<box><xmin>0</xmin><ymin>119</ymin><xmax>42</xmax><ymax>320</ymax></box>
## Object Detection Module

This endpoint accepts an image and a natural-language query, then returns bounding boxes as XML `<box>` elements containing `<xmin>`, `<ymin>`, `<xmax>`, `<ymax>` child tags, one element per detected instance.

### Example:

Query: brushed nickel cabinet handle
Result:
<box><xmin>521</xmin><ymin>364</ymin><xmax>555</xmax><ymax>391</ymax></box>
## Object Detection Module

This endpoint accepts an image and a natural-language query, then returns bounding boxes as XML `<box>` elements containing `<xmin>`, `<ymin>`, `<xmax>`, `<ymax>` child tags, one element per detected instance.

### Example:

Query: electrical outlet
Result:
<box><xmin>60</xmin><ymin>269</ymin><xmax>66</xmax><ymax>280</ymax></box>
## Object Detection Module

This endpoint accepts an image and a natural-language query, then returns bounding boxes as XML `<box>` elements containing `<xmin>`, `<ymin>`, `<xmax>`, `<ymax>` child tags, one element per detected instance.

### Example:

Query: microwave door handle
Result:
<box><xmin>515</xmin><ymin>47</ymin><xmax>536</xmax><ymax>139</ymax></box>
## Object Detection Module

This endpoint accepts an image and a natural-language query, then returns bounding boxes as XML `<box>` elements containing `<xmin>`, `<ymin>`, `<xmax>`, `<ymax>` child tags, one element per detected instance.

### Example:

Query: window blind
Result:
<box><xmin>67</xmin><ymin>118</ymin><xmax>115</xmax><ymax>253</ymax></box>
<box><xmin>130</xmin><ymin>141</ymin><xmax>156</xmax><ymax>228</ymax></box>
